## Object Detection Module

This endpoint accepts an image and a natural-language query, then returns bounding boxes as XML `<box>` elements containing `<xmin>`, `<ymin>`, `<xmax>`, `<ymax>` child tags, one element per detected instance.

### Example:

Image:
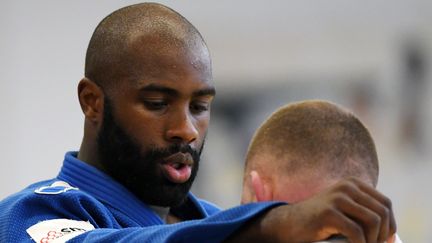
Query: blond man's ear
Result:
<box><xmin>249</xmin><ymin>170</ymin><xmax>273</xmax><ymax>202</ymax></box>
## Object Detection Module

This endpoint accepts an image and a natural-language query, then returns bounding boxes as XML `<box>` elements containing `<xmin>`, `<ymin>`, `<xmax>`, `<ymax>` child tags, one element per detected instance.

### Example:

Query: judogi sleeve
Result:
<box><xmin>0</xmin><ymin>185</ymin><xmax>283</xmax><ymax>243</ymax></box>
<box><xmin>70</xmin><ymin>202</ymin><xmax>281</xmax><ymax>243</ymax></box>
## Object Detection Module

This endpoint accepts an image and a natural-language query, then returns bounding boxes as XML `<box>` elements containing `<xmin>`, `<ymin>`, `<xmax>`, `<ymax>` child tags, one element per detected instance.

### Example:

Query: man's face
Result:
<box><xmin>96</xmin><ymin>38</ymin><xmax>214</xmax><ymax>207</ymax></box>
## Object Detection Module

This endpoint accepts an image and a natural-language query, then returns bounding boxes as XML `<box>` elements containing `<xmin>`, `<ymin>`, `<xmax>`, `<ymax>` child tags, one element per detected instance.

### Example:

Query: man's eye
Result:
<box><xmin>144</xmin><ymin>100</ymin><xmax>168</xmax><ymax>110</ymax></box>
<box><xmin>190</xmin><ymin>103</ymin><xmax>209</xmax><ymax>114</ymax></box>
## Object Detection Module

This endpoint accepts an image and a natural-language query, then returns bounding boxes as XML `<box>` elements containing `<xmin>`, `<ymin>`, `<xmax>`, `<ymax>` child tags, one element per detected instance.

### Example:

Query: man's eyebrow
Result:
<box><xmin>140</xmin><ymin>84</ymin><xmax>216</xmax><ymax>97</ymax></box>
<box><xmin>139</xmin><ymin>84</ymin><xmax>179</xmax><ymax>96</ymax></box>
<box><xmin>193</xmin><ymin>87</ymin><xmax>216</xmax><ymax>97</ymax></box>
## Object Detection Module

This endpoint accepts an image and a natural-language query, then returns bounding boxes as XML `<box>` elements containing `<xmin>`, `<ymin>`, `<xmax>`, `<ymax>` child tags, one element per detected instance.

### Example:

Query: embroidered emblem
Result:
<box><xmin>34</xmin><ymin>181</ymin><xmax>78</xmax><ymax>195</ymax></box>
<box><xmin>26</xmin><ymin>218</ymin><xmax>94</xmax><ymax>243</ymax></box>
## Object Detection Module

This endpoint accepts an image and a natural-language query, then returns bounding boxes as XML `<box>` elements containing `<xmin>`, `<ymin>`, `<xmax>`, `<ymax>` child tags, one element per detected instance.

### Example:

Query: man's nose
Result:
<box><xmin>165</xmin><ymin>110</ymin><xmax>198</xmax><ymax>144</ymax></box>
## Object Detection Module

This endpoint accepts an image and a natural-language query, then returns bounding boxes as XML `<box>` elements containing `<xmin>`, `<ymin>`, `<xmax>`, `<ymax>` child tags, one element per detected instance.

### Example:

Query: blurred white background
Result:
<box><xmin>1</xmin><ymin>1</ymin><xmax>431</xmax><ymax>242</ymax></box>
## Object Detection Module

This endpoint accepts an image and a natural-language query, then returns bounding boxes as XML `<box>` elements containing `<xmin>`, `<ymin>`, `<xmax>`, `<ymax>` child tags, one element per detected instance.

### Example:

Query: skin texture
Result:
<box><xmin>96</xmin><ymin>97</ymin><xmax>203</xmax><ymax>207</ymax></box>
<box><xmin>76</xmin><ymin>3</ymin><xmax>396</xmax><ymax>242</ymax></box>
<box><xmin>78</xmin><ymin>37</ymin><xmax>214</xmax><ymax>205</ymax></box>
<box><xmin>77</xmin><ymin>3</ymin><xmax>215</xmax><ymax>208</ymax></box>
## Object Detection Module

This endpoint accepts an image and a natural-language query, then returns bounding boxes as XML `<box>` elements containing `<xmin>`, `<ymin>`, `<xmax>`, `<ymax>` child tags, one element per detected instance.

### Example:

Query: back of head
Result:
<box><xmin>84</xmin><ymin>2</ymin><xmax>209</xmax><ymax>91</ymax></box>
<box><xmin>244</xmin><ymin>100</ymin><xmax>379</xmax><ymax>198</ymax></box>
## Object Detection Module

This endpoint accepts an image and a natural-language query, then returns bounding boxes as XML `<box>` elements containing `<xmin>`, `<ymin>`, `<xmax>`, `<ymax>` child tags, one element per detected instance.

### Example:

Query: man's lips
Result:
<box><xmin>160</xmin><ymin>152</ymin><xmax>193</xmax><ymax>184</ymax></box>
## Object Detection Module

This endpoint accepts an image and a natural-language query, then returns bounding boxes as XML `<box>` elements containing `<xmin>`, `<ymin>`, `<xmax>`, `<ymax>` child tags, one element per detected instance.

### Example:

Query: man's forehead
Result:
<box><xmin>135</xmin><ymin>79</ymin><xmax>215</xmax><ymax>97</ymax></box>
<box><xmin>128</xmin><ymin>34</ymin><xmax>210</xmax><ymax>65</ymax></box>
<box><xmin>127</xmin><ymin>57</ymin><xmax>211</xmax><ymax>89</ymax></box>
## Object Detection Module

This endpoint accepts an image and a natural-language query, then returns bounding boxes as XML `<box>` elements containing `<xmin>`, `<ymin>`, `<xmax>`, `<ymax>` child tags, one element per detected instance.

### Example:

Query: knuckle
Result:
<box><xmin>328</xmin><ymin>191</ymin><xmax>347</xmax><ymax>206</ymax></box>
<box><xmin>376</xmin><ymin>203</ymin><xmax>390</xmax><ymax>219</ymax></box>
<box><xmin>367</xmin><ymin>212</ymin><xmax>381</xmax><ymax>226</ymax></box>
<box><xmin>383</xmin><ymin>206</ymin><xmax>390</xmax><ymax>218</ymax></box>
<box><xmin>351</xmin><ymin>223</ymin><xmax>364</xmax><ymax>237</ymax></box>
<box><xmin>346</xmin><ymin>176</ymin><xmax>361</xmax><ymax>185</ymax></box>
<box><xmin>383</xmin><ymin>196</ymin><xmax>393</xmax><ymax>209</ymax></box>
<box><xmin>321</xmin><ymin>206</ymin><xmax>338</xmax><ymax>219</ymax></box>
<box><xmin>336</xmin><ymin>182</ymin><xmax>353</xmax><ymax>193</ymax></box>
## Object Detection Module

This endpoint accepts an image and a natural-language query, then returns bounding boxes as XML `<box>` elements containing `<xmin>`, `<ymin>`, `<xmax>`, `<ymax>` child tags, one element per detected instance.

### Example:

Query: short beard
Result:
<box><xmin>97</xmin><ymin>98</ymin><xmax>203</xmax><ymax>207</ymax></box>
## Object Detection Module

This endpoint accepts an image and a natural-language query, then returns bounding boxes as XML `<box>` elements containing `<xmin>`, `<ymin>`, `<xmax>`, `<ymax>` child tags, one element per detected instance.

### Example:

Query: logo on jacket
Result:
<box><xmin>39</xmin><ymin>227</ymin><xmax>86</xmax><ymax>243</ymax></box>
<box><xmin>34</xmin><ymin>181</ymin><xmax>79</xmax><ymax>195</ymax></box>
<box><xmin>26</xmin><ymin>219</ymin><xmax>95</xmax><ymax>243</ymax></box>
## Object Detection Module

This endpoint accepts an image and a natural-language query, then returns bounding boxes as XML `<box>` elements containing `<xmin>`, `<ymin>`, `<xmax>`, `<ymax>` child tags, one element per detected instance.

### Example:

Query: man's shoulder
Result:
<box><xmin>1</xmin><ymin>180</ymin><xmax>90</xmax><ymax>206</ymax></box>
<box><xmin>0</xmin><ymin>180</ymin><xmax>106</xmax><ymax>223</ymax></box>
<box><xmin>1</xmin><ymin>179</ymin><xmax>58</xmax><ymax>206</ymax></box>
<box><xmin>0</xmin><ymin>180</ymin><xmax>111</xmax><ymax>242</ymax></box>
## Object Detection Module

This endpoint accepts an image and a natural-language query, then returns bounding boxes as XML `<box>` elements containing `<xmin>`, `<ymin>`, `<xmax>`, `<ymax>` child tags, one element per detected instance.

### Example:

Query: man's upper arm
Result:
<box><xmin>71</xmin><ymin>202</ymin><xmax>283</xmax><ymax>242</ymax></box>
<box><xmin>1</xmin><ymin>186</ymin><xmax>282</xmax><ymax>242</ymax></box>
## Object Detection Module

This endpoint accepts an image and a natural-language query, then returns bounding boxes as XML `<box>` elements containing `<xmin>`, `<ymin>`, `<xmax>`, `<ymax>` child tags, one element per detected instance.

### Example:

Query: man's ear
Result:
<box><xmin>77</xmin><ymin>78</ymin><xmax>104</xmax><ymax>123</ymax></box>
<box><xmin>250</xmin><ymin>170</ymin><xmax>273</xmax><ymax>202</ymax></box>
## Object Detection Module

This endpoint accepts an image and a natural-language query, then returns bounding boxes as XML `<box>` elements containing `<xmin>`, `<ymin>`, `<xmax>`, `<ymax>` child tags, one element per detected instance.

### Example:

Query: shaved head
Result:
<box><xmin>78</xmin><ymin>3</ymin><xmax>214</xmax><ymax>207</ymax></box>
<box><xmin>85</xmin><ymin>2</ymin><xmax>210</xmax><ymax>90</ymax></box>
<box><xmin>243</xmin><ymin>100</ymin><xmax>379</xmax><ymax>203</ymax></box>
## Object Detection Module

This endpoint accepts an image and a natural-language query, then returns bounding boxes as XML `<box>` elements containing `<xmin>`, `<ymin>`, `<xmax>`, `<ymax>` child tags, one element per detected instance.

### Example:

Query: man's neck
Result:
<box><xmin>78</xmin><ymin>138</ymin><xmax>104</xmax><ymax>172</ymax></box>
<box><xmin>149</xmin><ymin>205</ymin><xmax>170</xmax><ymax>222</ymax></box>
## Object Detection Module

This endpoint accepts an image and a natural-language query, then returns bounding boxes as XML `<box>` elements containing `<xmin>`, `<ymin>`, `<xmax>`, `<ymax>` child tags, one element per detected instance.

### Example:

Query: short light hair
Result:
<box><xmin>245</xmin><ymin>100</ymin><xmax>379</xmax><ymax>187</ymax></box>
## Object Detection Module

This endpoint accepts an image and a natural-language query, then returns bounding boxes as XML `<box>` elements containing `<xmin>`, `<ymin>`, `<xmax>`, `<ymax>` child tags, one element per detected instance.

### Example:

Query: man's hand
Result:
<box><xmin>227</xmin><ymin>177</ymin><xmax>396</xmax><ymax>243</ymax></box>
<box><xmin>264</xmin><ymin>177</ymin><xmax>395</xmax><ymax>243</ymax></box>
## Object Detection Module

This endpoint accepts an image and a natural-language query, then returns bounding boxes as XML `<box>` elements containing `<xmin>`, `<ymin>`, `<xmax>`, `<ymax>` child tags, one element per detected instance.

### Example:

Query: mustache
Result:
<box><xmin>147</xmin><ymin>144</ymin><xmax>200</xmax><ymax>161</ymax></box>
